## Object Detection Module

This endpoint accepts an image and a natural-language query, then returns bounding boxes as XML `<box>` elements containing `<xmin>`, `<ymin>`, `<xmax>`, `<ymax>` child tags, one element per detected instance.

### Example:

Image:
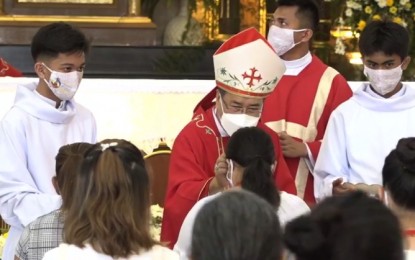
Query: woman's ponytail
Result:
<box><xmin>241</xmin><ymin>157</ymin><xmax>280</xmax><ymax>208</ymax></box>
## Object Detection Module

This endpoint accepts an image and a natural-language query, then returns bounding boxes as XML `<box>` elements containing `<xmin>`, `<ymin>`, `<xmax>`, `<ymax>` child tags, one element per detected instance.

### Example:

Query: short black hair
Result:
<box><xmin>276</xmin><ymin>0</ymin><xmax>319</xmax><ymax>31</ymax></box>
<box><xmin>284</xmin><ymin>192</ymin><xmax>403</xmax><ymax>260</ymax></box>
<box><xmin>191</xmin><ymin>190</ymin><xmax>283</xmax><ymax>260</ymax></box>
<box><xmin>383</xmin><ymin>137</ymin><xmax>415</xmax><ymax>210</ymax></box>
<box><xmin>31</xmin><ymin>22</ymin><xmax>90</xmax><ymax>61</ymax></box>
<box><xmin>359</xmin><ymin>20</ymin><xmax>409</xmax><ymax>61</ymax></box>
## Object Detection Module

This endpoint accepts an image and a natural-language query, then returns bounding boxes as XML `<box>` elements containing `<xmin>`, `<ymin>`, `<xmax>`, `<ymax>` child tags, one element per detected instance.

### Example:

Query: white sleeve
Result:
<box><xmin>0</xmin><ymin>120</ymin><xmax>61</xmax><ymax>228</ymax></box>
<box><xmin>174</xmin><ymin>195</ymin><xmax>217</xmax><ymax>260</ymax></box>
<box><xmin>303</xmin><ymin>143</ymin><xmax>315</xmax><ymax>172</ymax></box>
<box><xmin>42</xmin><ymin>246</ymin><xmax>63</xmax><ymax>260</ymax></box>
<box><xmin>313</xmin><ymin>111</ymin><xmax>350</xmax><ymax>202</ymax></box>
<box><xmin>91</xmin><ymin>114</ymin><xmax>98</xmax><ymax>143</ymax></box>
<box><xmin>278</xmin><ymin>192</ymin><xmax>310</xmax><ymax>227</ymax></box>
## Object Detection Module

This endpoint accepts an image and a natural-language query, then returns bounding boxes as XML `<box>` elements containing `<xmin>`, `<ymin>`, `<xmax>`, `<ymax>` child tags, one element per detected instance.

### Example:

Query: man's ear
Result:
<box><xmin>402</xmin><ymin>56</ymin><xmax>411</xmax><ymax>70</ymax></box>
<box><xmin>301</xmin><ymin>29</ymin><xmax>313</xmax><ymax>43</ymax></box>
<box><xmin>216</xmin><ymin>89</ymin><xmax>221</xmax><ymax>101</ymax></box>
<box><xmin>34</xmin><ymin>62</ymin><xmax>47</xmax><ymax>80</ymax></box>
<box><xmin>52</xmin><ymin>176</ymin><xmax>60</xmax><ymax>195</ymax></box>
<box><xmin>215</xmin><ymin>89</ymin><xmax>223</xmax><ymax>115</ymax></box>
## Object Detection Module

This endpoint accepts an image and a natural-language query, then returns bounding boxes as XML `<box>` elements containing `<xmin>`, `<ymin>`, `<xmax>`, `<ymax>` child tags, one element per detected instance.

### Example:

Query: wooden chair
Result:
<box><xmin>0</xmin><ymin>216</ymin><xmax>9</xmax><ymax>234</ymax></box>
<box><xmin>144</xmin><ymin>142</ymin><xmax>171</xmax><ymax>207</ymax></box>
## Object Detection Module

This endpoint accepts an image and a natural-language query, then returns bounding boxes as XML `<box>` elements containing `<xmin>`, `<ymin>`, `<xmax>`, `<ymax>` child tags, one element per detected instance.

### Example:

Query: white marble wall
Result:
<box><xmin>0</xmin><ymin>78</ymin><xmax>386</xmax><ymax>154</ymax></box>
<box><xmin>0</xmin><ymin>78</ymin><xmax>214</xmax><ymax>154</ymax></box>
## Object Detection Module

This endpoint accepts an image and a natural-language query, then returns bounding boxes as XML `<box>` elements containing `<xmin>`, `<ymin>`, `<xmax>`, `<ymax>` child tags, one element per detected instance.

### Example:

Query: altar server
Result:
<box><xmin>314</xmin><ymin>20</ymin><xmax>415</xmax><ymax>200</ymax></box>
<box><xmin>0</xmin><ymin>22</ymin><xmax>96</xmax><ymax>260</ymax></box>
<box><xmin>261</xmin><ymin>0</ymin><xmax>353</xmax><ymax>204</ymax></box>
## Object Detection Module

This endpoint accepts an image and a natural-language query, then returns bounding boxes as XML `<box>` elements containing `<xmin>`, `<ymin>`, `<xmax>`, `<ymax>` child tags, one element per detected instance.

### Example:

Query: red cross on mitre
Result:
<box><xmin>242</xmin><ymin>67</ymin><xmax>262</xmax><ymax>88</ymax></box>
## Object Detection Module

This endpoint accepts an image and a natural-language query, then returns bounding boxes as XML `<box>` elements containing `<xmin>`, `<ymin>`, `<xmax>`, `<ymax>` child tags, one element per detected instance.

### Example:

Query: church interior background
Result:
<box><xmin>0</xmin><ymin>0</ymin><xmax>414</xmax><ymax>153</ymax></box>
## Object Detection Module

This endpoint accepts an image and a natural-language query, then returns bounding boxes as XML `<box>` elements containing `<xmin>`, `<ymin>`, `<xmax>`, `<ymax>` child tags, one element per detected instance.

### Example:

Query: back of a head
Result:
<box><xmin>284</xmin><ymin>191</ymin><xmax>403</xmax><ymax>260</ymax></box>
<box><xmin>275</xmin><ymin>0</ymin><xmax>319</xmax><ymax>31</ymax></box>
<box><xmin>31</xmin><ymin>22</ymin><xmax>90</xmax><ymax>61</ymax></box>
<box><xmin>64</xmin><ymin>139</ymin><xmax>155</xmax><ymax>258</ymax></box>
<box><xmin>226</xmin><ymin>127</ymin><xmax>280</xmax><ymax>207</ymax></box>
<box><xmin>55</xmin><ymin>142</ymin><xmax>93</xmax><ymax>211</ymax></box>
<box><xmin>359</xmin><ymin>20</ymin><xmax>409</xmax><ymax>60</ymax></box>
<box><xmin>191</xmin><ymin>190</ymin><xmax>282</xmax><ymax>260</ymax></box>
<box><xmin>383</xmin><ymin>137</ymin><xmax>415</xmax><ymax>210</ymax></box>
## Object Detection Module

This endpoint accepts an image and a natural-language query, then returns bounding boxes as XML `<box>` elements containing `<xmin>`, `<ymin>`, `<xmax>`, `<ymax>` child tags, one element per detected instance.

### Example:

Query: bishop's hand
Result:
<box><xmin>209</xmin><ymin>153</ymin><xmax>230</xmax><ymax>194</ymax></box>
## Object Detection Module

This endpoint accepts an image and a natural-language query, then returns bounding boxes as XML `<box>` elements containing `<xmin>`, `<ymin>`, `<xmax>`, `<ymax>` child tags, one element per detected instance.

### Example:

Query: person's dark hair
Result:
<box><xmin>191</xmin><ymin>190</ymin><xmax>283</xmax><ymax>260</ymax></box>
<box><xmin>64</xmin><ymin>139</ymin><xmax>156</xmax><ymax>258</ymax></box>
<box><xmin>31</xmin><ymin>22</ymin><xmax>90</xmax><ymax>61</ymax></box>
<box><xmin>55</xmin><ymin>142</ymin><xmax>93</xmax><ymax>211</ymax></box>
<box><xmin>383</xmin><ymin>137</ymin><xmax>415</xmax><ymax>210</ymax></box>
<box><xmin>276</xmin><ymin>0</ymin><xmax>319</xmax><ymax>31</ymax></box>
<box><xmin>359</xmin><ymin>20</ymin><xmax>409</xmax><ymax>61</ymax></box>
<box><xmin>284</xmin><ymin>191</ymin><xmax>403</xmax><ymax>260</ymax></box>
<box><xmin>226</xmin><ymin>127</ymin><xmax>280</xmax><ymax>208</ymax></box>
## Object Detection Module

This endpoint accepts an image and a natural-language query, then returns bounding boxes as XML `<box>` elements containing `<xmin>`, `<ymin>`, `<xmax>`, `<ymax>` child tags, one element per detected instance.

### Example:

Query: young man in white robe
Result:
<box><xmin>0</xmin><ymin>22</ymin><xmax>96</xmax><ymax>260</ymax></box>
<box><xmin>313</xmin><ymin>20</ymin><xmax>415</xmax><ymax>201</ymax></box>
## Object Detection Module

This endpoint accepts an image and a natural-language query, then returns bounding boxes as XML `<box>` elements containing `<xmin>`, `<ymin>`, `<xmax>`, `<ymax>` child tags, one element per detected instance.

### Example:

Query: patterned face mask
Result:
<box><xmin>364</xmin><ymin>65</ymin><xmax>403</xmax><ymax>95</ymax></box>
<box><xmin>42</xmin><ymin>63</ymin><xmax>83</xmax><ymax>101</ymax></box>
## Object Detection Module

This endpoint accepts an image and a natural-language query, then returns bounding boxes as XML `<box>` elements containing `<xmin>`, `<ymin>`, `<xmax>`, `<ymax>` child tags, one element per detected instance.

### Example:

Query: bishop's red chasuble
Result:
<box><xmin>261</xmin><ymin>55</ymin><xmax>352</xmax><ymax>204</ymax></box>
<box><xmin>161</xmin><ymin>104</ymin><xmax>296</xmax><ymax>248</ymax></box>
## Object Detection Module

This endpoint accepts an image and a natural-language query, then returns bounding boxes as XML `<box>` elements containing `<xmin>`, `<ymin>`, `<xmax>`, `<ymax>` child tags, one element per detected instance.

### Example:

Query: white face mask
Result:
<box><xmin>226</xmin><ymin>159</ymin><xmax>234</xmax><ymax>187</ymax></box>
<box><xmin>363</xmin><ymin>65</ymin><xmax>402</xmax><ymax>95</ymax></box>
<box><xmin>267</xmin><ymin>25</ymin><xmax>307</xmax><ymax>56</ymax></box>
<box><xmin>219</xmin><ymin>95</ymin><xmax>260</xmax><ymax>136</ymax></box>
<box><xmin>42</xmin><ymin>63</ymin><xmax>83</xmax><ymax>101</ymax></box>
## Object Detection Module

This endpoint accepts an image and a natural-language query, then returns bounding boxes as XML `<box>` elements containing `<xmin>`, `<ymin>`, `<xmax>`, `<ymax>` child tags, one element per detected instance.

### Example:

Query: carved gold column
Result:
<box><xmin>258</xmin><ymin>0</ymin><xmax>266</xmax><ymax>35</ymax></box>
<box><xmin>204</xmin><ymin>0</ymin><xmax>267</xmax><ymax>41</ymax></box>
<box><xmin>203</xmin><ymin>0</ymin><xmax>220</xmax><ymax>42</ymax></box>
<box><xmin>128</xmin><ymin>0</ymin><xmax>141</xmax><ymax>16</ymax></box>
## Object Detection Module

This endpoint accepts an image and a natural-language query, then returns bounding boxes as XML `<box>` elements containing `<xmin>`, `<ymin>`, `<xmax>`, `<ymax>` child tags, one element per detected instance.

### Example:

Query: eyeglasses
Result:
<box><xmin>220</xmin><ymin>96</ymin><xmax>262</xmax><ymax>116</ymax></box>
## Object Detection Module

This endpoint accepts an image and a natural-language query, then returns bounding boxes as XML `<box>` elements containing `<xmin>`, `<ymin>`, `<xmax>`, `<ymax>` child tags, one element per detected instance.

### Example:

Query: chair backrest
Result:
<box><xmin>0</xmin><ymin>216</ymin><xmax>9</xmax><ymax>234</ymax></box>
<box><xmin>144</xmin><ymin>150</ymin><xmax>171</xmax><ymax>207</ymax></box>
